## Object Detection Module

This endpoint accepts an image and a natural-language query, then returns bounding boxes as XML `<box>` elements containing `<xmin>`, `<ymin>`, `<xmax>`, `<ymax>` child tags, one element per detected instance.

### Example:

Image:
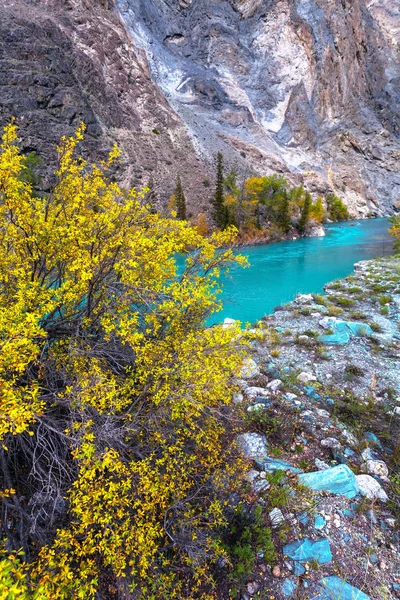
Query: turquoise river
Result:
<box><xmin>213</xmin><ymin>218</ymin><xmax>393</xmax><ymax>324</ymax></box>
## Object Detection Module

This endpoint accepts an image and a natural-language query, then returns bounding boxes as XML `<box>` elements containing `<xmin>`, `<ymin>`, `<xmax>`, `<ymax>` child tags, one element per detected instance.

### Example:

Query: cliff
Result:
<box><xmin>1</xmin><ymin>0</ymin><xmax>400</xmax><ymax>215</ymax></box>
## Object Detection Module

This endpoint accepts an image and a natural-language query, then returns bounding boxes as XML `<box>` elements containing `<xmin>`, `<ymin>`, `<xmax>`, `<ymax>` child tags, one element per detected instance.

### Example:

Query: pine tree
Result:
<box><xmin>276</xmin><ymin>192</ymin><xmax>292</xmax><ymax>234</ymax></box>
<box><xmin>174</xmin><ymin>174</ymin><xmax>186</xmax><ymax>220</ymax></box>
<box><xmin>211</xmin><ymin>152</ymin><xmax>227</xmax><ymax>229</ymax></box>
<box><xmin>298</xmin><ymin>191</ymin><xmax>312</xmax><ymax>234</ymax></box>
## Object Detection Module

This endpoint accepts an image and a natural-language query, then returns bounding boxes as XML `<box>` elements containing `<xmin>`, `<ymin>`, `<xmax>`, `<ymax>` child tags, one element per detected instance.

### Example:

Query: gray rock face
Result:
<box><xmin>0</xmin><ymin>0</ymin><xmax>209</xmax><ymax>205</ymax></box>
<box><xmin>118</xmin><ymin>0</ymin><xmax>400</xmax><ymax>215</ymax></box>
<box><xmin>1</xmin><ymin>0</ymin><xmax>399</xmax><ymax>215</ymax></box>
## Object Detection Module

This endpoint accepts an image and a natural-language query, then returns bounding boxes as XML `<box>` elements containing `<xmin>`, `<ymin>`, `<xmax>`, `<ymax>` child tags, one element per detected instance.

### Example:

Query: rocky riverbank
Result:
<box><xmin>231</xmin><ymin>255</ymin><xmax>400</xmax><ymax>599</ymax></box>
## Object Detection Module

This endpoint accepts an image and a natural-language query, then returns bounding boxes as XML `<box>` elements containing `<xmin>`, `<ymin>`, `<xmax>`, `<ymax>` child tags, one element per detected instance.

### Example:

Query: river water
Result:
<box><xmin>213</xmin><ymin>218</ymin><xmax>393</xmax><ymax>324</ymax></box>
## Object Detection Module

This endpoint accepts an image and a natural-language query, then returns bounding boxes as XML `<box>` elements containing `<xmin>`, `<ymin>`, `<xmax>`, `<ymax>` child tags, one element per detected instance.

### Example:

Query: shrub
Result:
<box><xmin>0</xmin><ymin>123</ymin><xmax>247</xmax><ymax>600</ymax></box>
<box><xmin>334</xmin><ymin>296</ymin><xmax>355</xmax><ymax>307</ymax></box>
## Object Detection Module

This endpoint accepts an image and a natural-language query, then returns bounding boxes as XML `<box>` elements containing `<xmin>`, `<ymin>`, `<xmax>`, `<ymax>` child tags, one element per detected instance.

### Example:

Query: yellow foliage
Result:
<box><xmin>0</xmin><ymin>123</ymin><xmax>247</xmax><ymax>599</ymax></box>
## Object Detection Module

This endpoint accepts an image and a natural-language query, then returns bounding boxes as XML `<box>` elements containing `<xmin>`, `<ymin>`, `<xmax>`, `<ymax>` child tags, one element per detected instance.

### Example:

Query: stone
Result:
<box><xmin>299</xmin><ymin>465</ymin><xmax>360</xmax><ymax>498</ymax></box>
<box><xmin>364</xmin><ymin>432</ymin><xmax>383</xmax><ymax>448</ymax></box>
<box><xmin>295</xmin><ymin>294</ymin><xmax>314</xmax><ymax>305</ymax></box>
<box><xmin>310</xmin><ymin>225</ymin><xmax>326</xmax><ymax>238</ymax></box>
<box><xmin>283</xmin><ymin>538</ymin><xmax>332</xmax><ymax>564</ymax></box>
<box><xmin>232</xmin><ymin>393</ymin><xmax>244</xmax><ymax>404</ymax></box>
<box><xmin>342</xmin><ymin>429</ymin><xmax>358</xmax><ymax>447</ymax></box>
<box><xmin>240</xmin><ymin>358</ymin><xmax>260</xmax><ymax>379</ymax></box>
<box><xmin>246</xmin><ymin>581</ymin><xmax>259</xmax><ymax>595</ymax></box>
<box><xmin>314</xmin><ymin>514</ymin><xmax>326</xmax><ymax>530</ymax></box>
<box><xmin>297</xmin><ymin>372</ymin><xmax>317</xmax><ymax>384</ymax></box>
<box><xmin>320</xmin><ymin>438</ymin><xmax>341</xmax><ymax>451</ymax></box>
<box><xmin>298</xmin><ymin>335</ymin><xmax>310</xmax><ymax>342</ymax></box>
<box><xmin>315</xmin><ymin>458</ymin><xmax>330</xmax><ymax>470</ymax></box>
<box><xmin>269</xmin><ymin>508</ymin><xmax>285</xmax><ymax>528</ymax></box>
<box><xmin>223</xmin><ymin>317</ymin><xmax>237</xmax><ymax>328</ymax></box>
<box><xmin>366</xmin><ymin>459</ymin><xmax>389</xmax><ymax>480</ymax></box>
<box><xmin>356</xmin><ymin>475</ymin><xmax>388</xmax><ymax>502</ymax></box>
<box><xmin>244</xmin><ymin>386</ymin><xmax>269</xmax><ymax>399</ymax></box>
<box><xmin>293</xmin><ymin>562</ymin><xmax>305</xmax><ymax>575</ymax></box>
<box><xmin>247</xmin><ymin>403</ymin><xmax>266</xmax><ymax>413</ymax></box>
<box><xmin>320</xmin><ymin>576</ymin><xmax>370</xmax><ymax>599</ymax></box>
<box><xmin>266</xmin><ymin>378</ymin><xmax>283</xmax><ymax>392</ymax></box>
<box><xmin>272</xmin><ymin>566</ymin><xmax>281</xmax><ymax>578</ymax></box>
<box><xmin>281</xmin><ymin>578</ymin><xmax>297</xmax><ymax>597</ymax></box>
<box><xmin>257</xmin><ymin>457</ymin><xmax>303</xmax><ymax>474</ymax></box>
<box><xmin>237</xmin><ymin>433</ymin><xmax>268</xmax><ymax>460</ymax></box>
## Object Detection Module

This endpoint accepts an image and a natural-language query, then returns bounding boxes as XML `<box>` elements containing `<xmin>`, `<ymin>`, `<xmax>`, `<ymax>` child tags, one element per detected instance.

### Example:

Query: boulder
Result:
<box><xmin>356</xmin><ymin>475</ymin><xmax>388</xmax><ymax>502</ymax></box>
<box><xmin>240</xmin><ymin>358</ymin><xmax>260</xmax><ymax>379</ymax></box>
<box><xmin>366</xmin><ymin>459</ymin><xmax>389</xmax><ymax>480</ymax></box>
<box><xmin>320</xmin><ymin>576</ymin><xmax>370</xmax><ymax>599</ymax></box>
<box><xmin>283</xmin><ymin>538</ymin><xmax>332</xmax><ymax>564</ymax></box>
<box><xmin>237</xmin><ymin>432</ymin><xmax>268</xmax><ymax>460</ymax></box>
<box><xmin>299</xmin><ymin>465</ymin><xmax>360</xmax><ymax>498</ymax></box>
<box><xmin>320</xmin><ymin>438</ymin><xmax>341</xmax><ymax>451</ymax></box>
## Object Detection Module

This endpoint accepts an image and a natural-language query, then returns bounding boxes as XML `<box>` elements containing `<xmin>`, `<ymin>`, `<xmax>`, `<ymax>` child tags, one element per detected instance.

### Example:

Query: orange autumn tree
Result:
<box><xmin>0</xmin><ymin>123</ymin><xmax>248</xmax><ymax>599</ymax></box>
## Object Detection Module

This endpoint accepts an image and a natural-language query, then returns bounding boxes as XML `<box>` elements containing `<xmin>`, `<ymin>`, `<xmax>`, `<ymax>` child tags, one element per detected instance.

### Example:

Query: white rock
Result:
<box><xmin>366</xmin><ymin>460</ymin><xmax>389</xmax><ymax>480</ymax></box>
<box><xmin>310</xmin><ymin>225</ymin><xmax>326</xmax><ymax>238</ymax></box>
<box><xmin>240</xmin><ymin>358</ymin><xmax>260</xmax><ymax>379</ymax></box>
<box><xmin>244</xmin><ymin>386</ymin><xmax>269</xmax><ymax>399</ymax></box>
<box><xmin>315</xmin><ymin>458</ymin><xmax>330</xmax><ymax>470</ymax></box>
<box><xmin>267</xmin><ymin>378</ymin><xmax>282</xmax><ymax>392</ymax></box>
<box><xmin>247</xmin><ymin>403</ymin><xmax>265</xmax><ymax>413</ymax></box>
<box><xmin>286</xmin><ymin>393</ymin><xmax>298</xmax><ymax>401</ymax></box>
<box><xmin>356</xmin><ymin>475</ymin><xmax>388</xmax><ymax>502</ymax></box>
<box><xmin>295</xmin><ymin>294</ymin><xmax>314</xmax><ymax>305</ymax></box>
<box><xmin>297</xmin><ymin>372</ymin><xmax>317</xmax><ymax>384</ymax></box>
<box><xmin>298</xmin><ymin>334</ymin><xmax>309</xmax><ymax>342</ymax></box>
<box><xmin>269</xmin><ymin>508</ymin><xmax>285</xmax><ymax>528</ymax></box>
<box><xmin>342</xmin><ymin>429</ymin><xmax>358</xmax><ymax>447</ymax></box>
<box><xmin>333</xmin><ymin>516</ymin><xmax>341</xmax><ymax>528</ymax></box>
<box><xmin>223</xmin><ymin>317</ymin><xmax>237</xmax><ymax>329</ymax></box>
<box><xmin>245</xmin><ymin>470</ymin><xmax>259</xmax><ymax>483</ymax></box>
<box><xmin>237</xmin><ymin>432</ymin><xmax>268</xmax><ymax>460</ymax></box>
<box><xmin>319</xmin><ymin>317</ymin><xmax>331</xmax><ymax>329</ymax></box>
<box><xmin>232</xmin><ymin>393</ymin><xmax>244</xmax><ymax>404</ymax></box>
<box><xmin>321</xmin><ymin>437</ymin><xmax>341</xmax><ymax>450</ymax></box>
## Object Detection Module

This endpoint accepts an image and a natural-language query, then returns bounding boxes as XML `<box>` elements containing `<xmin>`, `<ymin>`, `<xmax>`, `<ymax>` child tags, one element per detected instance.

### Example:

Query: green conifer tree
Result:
<box><xmin>276</xmin><ymin>192</ymin><xmax>292</xmax><ymax>234</ymax></box>
<box><xmin>175</xmin><ymin>174</ymin><xmax>187</xmax><ymax>220</ymax></box>
<box><xmin>298</xmin><ymin>191</ymin><xmax>312</xmax><ymax>234</ymax></box>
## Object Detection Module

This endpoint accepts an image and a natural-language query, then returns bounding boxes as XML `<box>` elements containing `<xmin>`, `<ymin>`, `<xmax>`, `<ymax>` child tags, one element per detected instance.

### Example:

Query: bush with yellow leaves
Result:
<box><xmin>0</xmin><ymin>122</ymin><xmax>249</xmax><ymax>599</ymax></box>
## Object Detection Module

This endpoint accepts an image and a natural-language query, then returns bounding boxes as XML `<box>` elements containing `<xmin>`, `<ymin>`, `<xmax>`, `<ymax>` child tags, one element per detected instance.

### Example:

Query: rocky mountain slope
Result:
<box><xmin>1</xmin><ymin>0</ymin><xmax>400</xmax><ymax>215</ymax></box>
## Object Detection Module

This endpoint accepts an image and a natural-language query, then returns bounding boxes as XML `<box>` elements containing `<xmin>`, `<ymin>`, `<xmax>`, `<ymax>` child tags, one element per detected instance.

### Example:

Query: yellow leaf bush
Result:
<box><xmin>0</xmin><ymin>123</ymin><xmax>248</xmax><ymax>599</ymax></box>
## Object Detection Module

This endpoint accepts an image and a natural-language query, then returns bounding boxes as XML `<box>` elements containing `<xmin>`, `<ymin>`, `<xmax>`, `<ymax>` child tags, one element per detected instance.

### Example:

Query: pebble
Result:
<box><xmin>270</xmin><ymin>508</ymin><xmax>285</xmax><ymax>528</ymax></box>
<box><xmin>297</xmin><ymin>372</ymin><xmax>317</xmax><ymax>384</ymax></box>
<box><xmin>273</xmin><ymin>566</ymin><xmax>281</xmax><ymax>578</ymax></box>
<box><xmin>267</xmin><ymin>378</ymin><xmax>283</xmax><ymax>392</ymax></box>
